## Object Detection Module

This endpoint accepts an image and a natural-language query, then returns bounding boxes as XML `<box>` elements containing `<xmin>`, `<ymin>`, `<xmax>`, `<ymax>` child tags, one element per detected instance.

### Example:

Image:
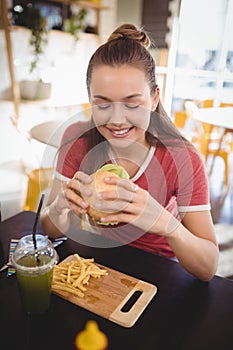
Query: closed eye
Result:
<box><xmin>97</xmin><ymin>103</ymin><xmax>111</xmax><ymax>110</ymax></box>
<box><xmin>125</xmin><ymin>103</ymin><xmax>140</xmax><ymax>109</ymax></box>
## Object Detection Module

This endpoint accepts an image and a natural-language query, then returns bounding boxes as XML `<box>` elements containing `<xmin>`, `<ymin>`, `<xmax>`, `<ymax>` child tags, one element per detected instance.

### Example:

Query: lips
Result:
<box><xmin>108</xmin><ymin>126</ymin><xmax>134</xmax><ymax>137</ymax></box>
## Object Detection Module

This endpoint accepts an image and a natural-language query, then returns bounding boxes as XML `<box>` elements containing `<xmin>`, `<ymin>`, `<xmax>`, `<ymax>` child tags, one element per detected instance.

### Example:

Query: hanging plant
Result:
<box><xmin>63</xmin><ymin>8</ymin><xmax>87</xmax><ymax>42</ymax></box>
<box><xmin>12</xmin><ymin>3</ymin><xmax>48</xmax><ymax>73</ymax></box>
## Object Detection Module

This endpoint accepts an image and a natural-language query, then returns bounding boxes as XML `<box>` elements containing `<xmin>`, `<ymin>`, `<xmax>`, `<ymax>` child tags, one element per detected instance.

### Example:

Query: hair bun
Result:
<box><xmin>107</xmin><ymin>24</ymin><xmax>151</xmax><ymax>49</ymax></box>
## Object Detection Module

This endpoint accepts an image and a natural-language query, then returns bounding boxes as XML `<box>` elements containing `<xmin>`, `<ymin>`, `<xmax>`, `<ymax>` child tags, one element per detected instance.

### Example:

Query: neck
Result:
<box><xmin>110</xmin><ymin>142</ymin><xmax>150</xmax><ymax>178</ymax></box>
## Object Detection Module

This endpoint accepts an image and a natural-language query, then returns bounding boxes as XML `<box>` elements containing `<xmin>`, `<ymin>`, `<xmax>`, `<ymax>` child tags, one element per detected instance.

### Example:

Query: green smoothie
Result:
<box><xmin>16</xmin><ymin>255</ymin><xmax>54</xmax><ymax>314</ymax></box>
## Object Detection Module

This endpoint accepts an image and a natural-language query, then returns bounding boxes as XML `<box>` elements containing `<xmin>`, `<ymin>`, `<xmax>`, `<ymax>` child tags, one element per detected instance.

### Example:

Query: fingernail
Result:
<box><xmin>83</xmin><ymin>188</ymin><xmax>91</xmax><ymax>196</ymax></box>
<box><xmin>81</xmin><ymin>201</ymin><xmax>88</xmax><ymax>208</ymax></box>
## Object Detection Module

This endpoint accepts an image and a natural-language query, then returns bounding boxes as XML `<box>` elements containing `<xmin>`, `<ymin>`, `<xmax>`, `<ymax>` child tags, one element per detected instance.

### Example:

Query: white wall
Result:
<box><xmin>0</xmin><ymin>27</ymin><xmax>100</xmax><ymax>106</ymax></box>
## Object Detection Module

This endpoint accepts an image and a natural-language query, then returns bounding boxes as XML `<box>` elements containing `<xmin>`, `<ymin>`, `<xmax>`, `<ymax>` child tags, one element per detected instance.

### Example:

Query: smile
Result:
<box><xmin>108</xmin><ymin>127</ymin><xmax>134</xmax><ymax>137</ymax></box>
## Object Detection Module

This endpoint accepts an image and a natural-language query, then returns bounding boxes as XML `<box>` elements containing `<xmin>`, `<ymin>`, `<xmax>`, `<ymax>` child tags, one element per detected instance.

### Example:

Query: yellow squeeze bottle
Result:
<box><xmin>75</xmin><ymin>320</ymin><xmax>108</xmax><ymax>350</ymax></box>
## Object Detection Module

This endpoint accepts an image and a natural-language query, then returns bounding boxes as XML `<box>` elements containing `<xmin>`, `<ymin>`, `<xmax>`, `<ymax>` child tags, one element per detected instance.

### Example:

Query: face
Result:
<box><xmin>89</xmin><ymin>65</ymin><xmax>159</xmax><ymax>149</ymax></box>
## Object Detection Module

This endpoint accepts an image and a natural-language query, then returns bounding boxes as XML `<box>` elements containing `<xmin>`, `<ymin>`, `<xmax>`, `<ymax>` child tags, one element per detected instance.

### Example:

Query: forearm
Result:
<box><xmin>165</xmin><ymin>217</ymin><xmax>219</xmax><ymax>281</ymax></box>
<box><xmin>152</xmin><ymin>208</ymin><xmax>218</xmax><ymax>281</ymax></box>
<box><xmin>40</xmin><ymin>201</ymin><xmax>73</xmax><ymax>239</ymax></box>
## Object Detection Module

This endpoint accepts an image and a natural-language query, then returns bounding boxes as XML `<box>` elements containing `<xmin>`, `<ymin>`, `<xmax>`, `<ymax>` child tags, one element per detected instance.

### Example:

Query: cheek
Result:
<box><xmin>128</xmin><ymin>107</ymin><xmax>151</xmax><ymax>130</ymax></box>
<box><xmin>92</xmin><ymin>109</ymin><xmax>110</xmax><ymax>127</ymax></box>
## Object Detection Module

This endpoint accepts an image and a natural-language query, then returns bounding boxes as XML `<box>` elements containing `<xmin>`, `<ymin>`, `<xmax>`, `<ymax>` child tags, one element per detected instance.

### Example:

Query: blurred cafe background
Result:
<box><xmin>0</xmin><ymin>0</ymin><xmax>233</xmax><ymax>276</ymax></box>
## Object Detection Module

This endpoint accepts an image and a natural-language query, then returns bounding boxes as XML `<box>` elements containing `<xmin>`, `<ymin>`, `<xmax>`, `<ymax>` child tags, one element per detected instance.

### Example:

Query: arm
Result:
<box><xmin>159</xmin><ymin>209</ymin><xmax>219</xmax><ymax>281</ymax></box>
<box><xmin>40</xmin><ymin>173</ymin><xmax>92</xmax><ymax>239</ymax></box>
<box><xmin>95</xmin><ymin>178</ymin><xmax>219</xmax><ymax>281</ymax></box>
<box><xmin>40</xmin><ymin>178</ymin><xmax>73</xmax><ymax>239</ymax></box>
<box><xmin>41</xmin><ymin>120</ymin><xmax>98</xmax><ymax>237</ymax></box>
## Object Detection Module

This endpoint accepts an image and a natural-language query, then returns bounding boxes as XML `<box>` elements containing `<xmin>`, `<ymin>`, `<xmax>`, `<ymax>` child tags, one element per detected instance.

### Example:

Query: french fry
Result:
<box><xmin>52</xmin><ymin>254</ymin><xmax>108</xmax><ymax>298</ymax></box>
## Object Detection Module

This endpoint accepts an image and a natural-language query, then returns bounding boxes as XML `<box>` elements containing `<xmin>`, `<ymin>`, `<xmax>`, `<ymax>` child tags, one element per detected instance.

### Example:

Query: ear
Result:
<box><xmin>151</xmin><ymin>86</ymin><xmax>160</xmax><ymax>112</ymax></box>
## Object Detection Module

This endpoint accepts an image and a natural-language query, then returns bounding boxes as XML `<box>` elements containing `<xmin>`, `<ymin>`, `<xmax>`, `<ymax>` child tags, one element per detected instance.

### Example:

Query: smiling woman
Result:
<box><xmin>41</xmin><ymin>23</ymin><xmax>219</xmax><ymax>282</ymax></box>
<box><xmin>90</xmin><ymin>65</ymin><xmax>156</xmax><ymax>151</ymax></box>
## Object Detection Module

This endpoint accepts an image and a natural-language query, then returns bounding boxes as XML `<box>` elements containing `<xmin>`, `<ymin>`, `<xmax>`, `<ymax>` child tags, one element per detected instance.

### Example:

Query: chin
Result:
<box><xmin>108</xmin><ymin>138</ymin><xmax>135</xmax><ymax>149</ymax></box>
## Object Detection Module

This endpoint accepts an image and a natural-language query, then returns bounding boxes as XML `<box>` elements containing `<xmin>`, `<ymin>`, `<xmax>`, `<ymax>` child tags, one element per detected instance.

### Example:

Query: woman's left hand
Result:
<box><xmin>95</xmin><ymin>176</ymin><xmax>178</xmax><ymax>236</ymax></box>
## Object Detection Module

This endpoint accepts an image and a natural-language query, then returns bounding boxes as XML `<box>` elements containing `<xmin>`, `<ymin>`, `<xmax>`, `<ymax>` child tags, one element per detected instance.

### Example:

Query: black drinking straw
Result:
<box><xmin>32</xmin><ymin>193</ymin><xmax>45</xmax><ymax>264</ymax></box>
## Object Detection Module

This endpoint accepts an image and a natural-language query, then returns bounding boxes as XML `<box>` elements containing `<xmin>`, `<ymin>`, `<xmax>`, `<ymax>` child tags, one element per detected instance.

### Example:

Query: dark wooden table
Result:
<box><xmin>1</xmin><ymin>211</ymin><xmax>233</xmax><ymax>350</ymax></box>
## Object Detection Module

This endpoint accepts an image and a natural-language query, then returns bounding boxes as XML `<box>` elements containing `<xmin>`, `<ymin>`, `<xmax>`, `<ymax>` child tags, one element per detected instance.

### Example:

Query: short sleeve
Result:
<box><xmin>176</xmin><ymin>149</ymin><xmax>210</xmax><ymax>212</ymax></box>
<box><xmin>55</xmin><ymin>121</ymin><xmax>89</xmax><ymax>180</ymax></box>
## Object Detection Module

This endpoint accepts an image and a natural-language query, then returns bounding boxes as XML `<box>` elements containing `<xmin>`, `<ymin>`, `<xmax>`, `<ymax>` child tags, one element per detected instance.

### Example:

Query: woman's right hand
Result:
<box><xmin>58</xmin><ymin>171</ymin><xmax>93</xmax><ymax>217</ymax></box>
<box><xmin>41</xmin><ymin>172</ymin><xmax>92</xmax><ymax>238</ymax></box>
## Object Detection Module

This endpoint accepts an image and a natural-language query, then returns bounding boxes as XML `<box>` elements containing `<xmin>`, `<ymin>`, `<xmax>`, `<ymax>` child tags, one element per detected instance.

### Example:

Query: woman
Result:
<box><xmin>41</xmin><ymin>24</ymin><xmax>219</xmax><ymax>281</ymax></box>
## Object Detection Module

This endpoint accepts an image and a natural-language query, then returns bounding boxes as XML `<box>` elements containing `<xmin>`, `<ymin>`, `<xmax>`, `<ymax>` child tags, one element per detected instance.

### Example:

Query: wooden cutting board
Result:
<box><xmin>52</xmin><ymin>255</ymin><xmax>157</xmax><ymax>328</ymax></box>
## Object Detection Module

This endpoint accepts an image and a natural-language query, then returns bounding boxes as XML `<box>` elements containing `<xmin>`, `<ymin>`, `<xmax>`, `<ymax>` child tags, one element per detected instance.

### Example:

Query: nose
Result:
<box><xmin>108</xmin><ymin>102</ymin><xmax>127</xmax><ymax>124</ymax></box>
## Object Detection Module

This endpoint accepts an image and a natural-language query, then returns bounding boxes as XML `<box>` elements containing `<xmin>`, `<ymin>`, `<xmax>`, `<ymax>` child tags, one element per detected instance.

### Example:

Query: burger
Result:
<box><xmin>81</xmin><ymin>164</ymin><xmax>129</xmax><ymax>224</ymax></box>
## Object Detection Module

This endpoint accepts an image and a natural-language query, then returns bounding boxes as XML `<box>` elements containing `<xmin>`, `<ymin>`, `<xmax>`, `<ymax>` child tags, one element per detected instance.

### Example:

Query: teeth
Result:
<box><xmin>111</xmin><ymin>128</ymin><xmax>130</xmax><ymax>135</ymax></box>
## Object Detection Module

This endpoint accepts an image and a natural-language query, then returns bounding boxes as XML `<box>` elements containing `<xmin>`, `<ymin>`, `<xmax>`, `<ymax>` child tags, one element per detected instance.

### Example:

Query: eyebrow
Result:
<box><xmin>93</xmin><ymin>93</ymin><xmax>142</xmax><ymax>101</ymax></box>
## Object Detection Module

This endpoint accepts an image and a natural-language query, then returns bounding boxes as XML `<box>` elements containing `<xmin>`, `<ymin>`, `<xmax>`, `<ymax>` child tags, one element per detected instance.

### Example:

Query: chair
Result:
<box><xmin>173</xmin><ymin>110</ymin><xmax>198</xmax><ymax>142</ymax></box>
<box><xmin>219</xmin><ymin>102</ymin><xmax>233</xmax><ymax>168</ymax></box>
<box><xmin>173</xmin><ymin>111</ymin><xmax>189</xmax><ymax>129</ymax></box>
<box><xmin>220</xmin><ymin>102</ymin><xmax>233</xmax><ymax>108</ymax></box>
<box><xmin>184</xmin><ymin>101</ymin><xmax>230</xmax><ymax>187</ymax></box>
<box><xmin>200</xmin><ymin>99</ymin><xmax>214</xmax><ymax>108</ymax></box>
<box><xmin>198</xmin><ymin>99</ymin><xmax>222</xmax><ymax>143</ymax></box>
<box><xmin>24</xmin><ymin>167</ymin><xmax>54</xmax><ymax>211</ymax></box>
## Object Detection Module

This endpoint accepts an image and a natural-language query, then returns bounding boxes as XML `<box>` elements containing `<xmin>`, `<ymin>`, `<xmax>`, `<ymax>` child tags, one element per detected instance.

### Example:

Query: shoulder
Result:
<box><xmin>61</xmin><ymin>120</ymin><xmax>92</xmax><ymax>144</ymax></box>
<box><xmin>57</xmin><ymin>120</ymin><xmax>92</xmax><ymax>163</ymax></box>
<box><xmin>155</xmin><ymin>138</ymin><xmax>201</xmax><ymax>161</ymax></box>
<box><xmin>153</xmin><ymin>140</ymin><xmax>206</xmax><ymax>179</ymax></box>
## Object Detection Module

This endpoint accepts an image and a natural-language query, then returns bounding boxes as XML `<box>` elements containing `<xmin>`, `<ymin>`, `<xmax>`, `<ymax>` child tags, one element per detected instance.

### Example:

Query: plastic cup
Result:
<box><xmin>12</xmin><ymin>234</ymin><xmax>58</xmax><ymax>314</ymax></box>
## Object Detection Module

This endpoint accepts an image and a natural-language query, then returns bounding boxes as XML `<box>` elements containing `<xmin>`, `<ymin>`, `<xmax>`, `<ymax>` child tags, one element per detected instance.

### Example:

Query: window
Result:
<box><xmin>164</xmin><ymin>0</ymin><xmax>233</xmax><ymax>115</ymax></box>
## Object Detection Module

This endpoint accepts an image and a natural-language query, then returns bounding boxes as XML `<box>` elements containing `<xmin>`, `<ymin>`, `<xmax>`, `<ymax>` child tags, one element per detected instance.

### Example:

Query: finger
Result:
<box><xmin>99</xmin><ymin>211</ymin><xmax>135</xmax><ymax>225</ymax></box>
<box><xmin>100</xmin><ymin>211</ymin><xmax>159</xmax><ymax>233</ymax></box>
<box><xmin>74</xmin><ymin>171</ymin><xmax>92</xmax><ymax>184</ymax></box>
<box><xmin>69</xmin><ymin>201</ymin><xmax>88</xmax><ymax>215</ymax></box>
<box><xmin>99</xmin><ymin>202</ymin><xmax>154</xmax><ymax>229</ymax></box>
<box><xmin>67</xmin><ymin>178</ymin><xmax>92</xmax><ymax>199</ymax></box>
<box><xmin>105</xmin><ymin>177</ymin><xmax>140</xmax><ymax>193</ymax></box>
<box><xmin>93</xmin><ymin>196</ymin><xmax>132</xmax><ymax>214</ymax></box>
<box><xmin>97</xmin><ymin>183</ymin><xmax>140</xmax><ymax>203</ymax></box>
<box><xmin>64</xmin><ymin>183</ymin><xmax>89</xmax><ymax>210</ymax></box>
<box><xmin>97</xmin><ymin>188</ymin><xmax>133</xmax><ymax>203</ymax></box>
<box><xmin>117</xmin><ymin>181</ymin><xmax>140</xmax><ymax>195</ymax></box>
